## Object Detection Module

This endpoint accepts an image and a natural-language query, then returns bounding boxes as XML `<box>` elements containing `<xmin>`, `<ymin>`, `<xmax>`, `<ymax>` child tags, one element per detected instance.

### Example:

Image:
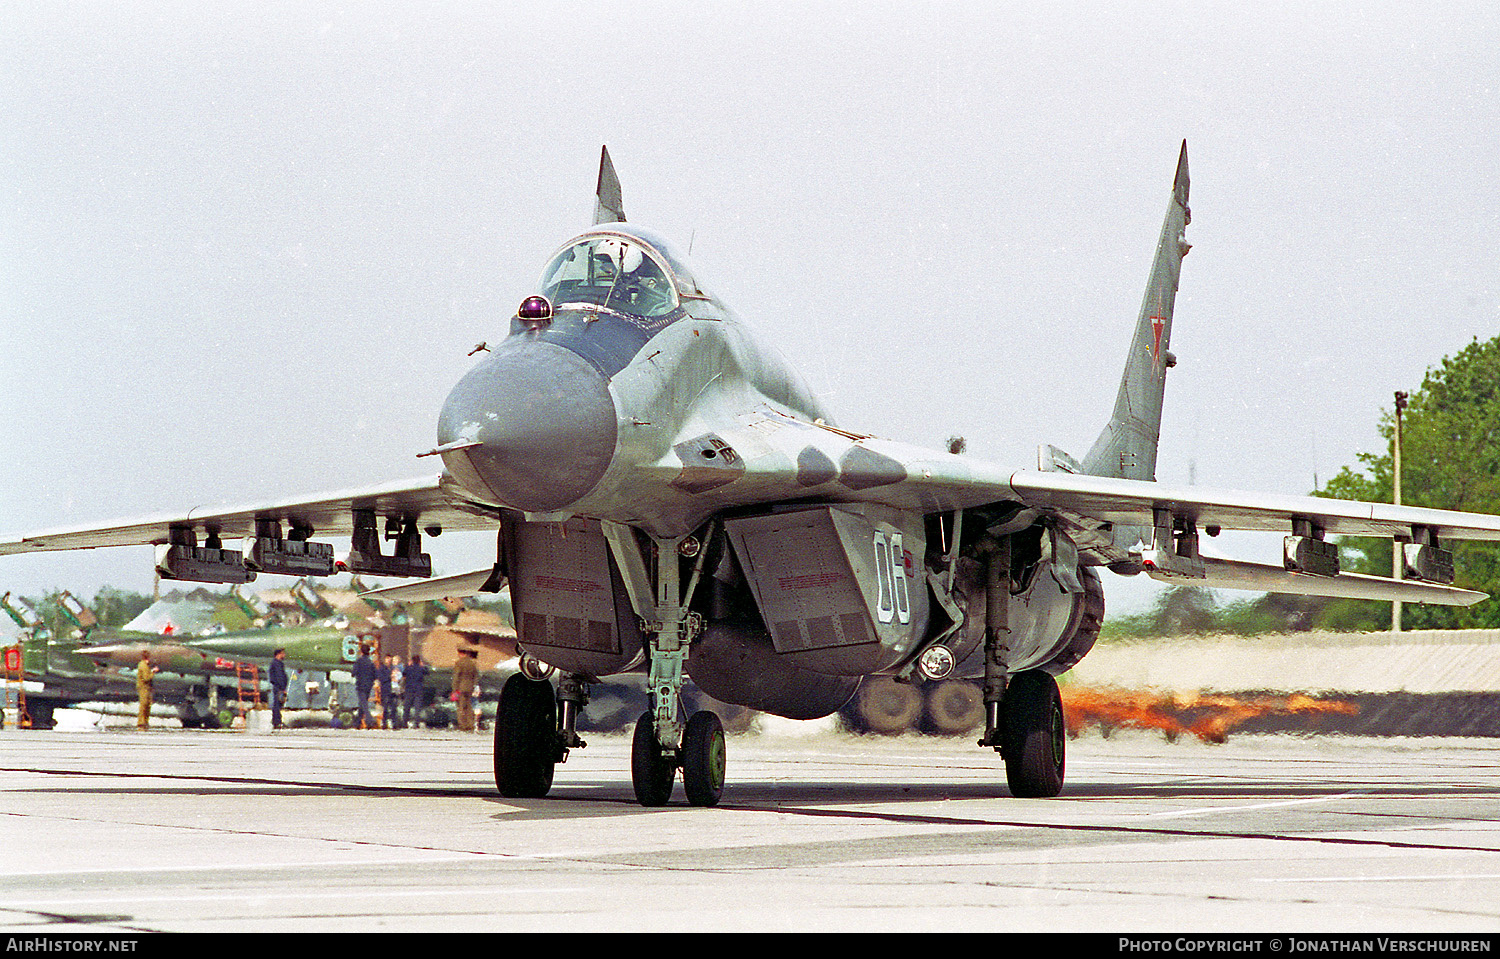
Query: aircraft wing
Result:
<box><xmin>692</xmin><ymin>419</ymin><xmax>1500</xmax><ymax>544</ymax></box>
<box><xmin>1001</xmin><ymin>469</ymin><xmax>1500</xmax><ymax>543</ymax></box>
<box><xmin>360</xmin><ymin>567</ymin><xmax>506</xmax><ymax>603</ymax></box>
<box><xmin>0</xmin><ymin>473</ymin><xmax>502</xmax><ymax>556</ymax></box>
<box><xmin>1001</xmin><ymin>468</ymin><xmax>1500</xmax><ymax>605</ymax></box>
<box><xmin>677</xmin><ymin>420</ymin><xmax>1500</xmax><ymax>606</ymax></box>
<box><xmin>821</xmin><ymin>438</ymin><xmax>1500</xmax><ymax>605</ymax></box>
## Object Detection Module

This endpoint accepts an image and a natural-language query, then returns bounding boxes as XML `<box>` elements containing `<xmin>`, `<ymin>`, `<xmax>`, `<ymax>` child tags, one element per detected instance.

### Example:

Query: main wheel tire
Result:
<box><xmin>1002</xmin><ymin>670</ymin><xmax>1066</xmax><ymax>798</ymax></box>
<box><xmin>494</xmin><ymin>673</ymin><xmax>558</xmax><ymax>798</ymax></box>
<box><xmin>631</xmin><ymin>711</ymin><xmax>676</xmax><ymax>807</ymax></box>
<box><xmin>681</xmin><ymin>711</ymin><xmax>726</xmax><ymax>807</ymax></box>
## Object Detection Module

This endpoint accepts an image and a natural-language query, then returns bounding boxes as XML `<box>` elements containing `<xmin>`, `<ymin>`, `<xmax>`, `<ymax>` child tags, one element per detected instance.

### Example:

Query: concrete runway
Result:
<box><xmin>3</xmin><ymin>719</ymin><xmax>1500</xmax><ymax>933</ymax></box>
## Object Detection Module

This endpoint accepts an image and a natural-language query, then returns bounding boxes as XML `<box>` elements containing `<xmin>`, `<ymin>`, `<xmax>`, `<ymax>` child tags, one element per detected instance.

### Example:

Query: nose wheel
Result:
<box><xmin>682</xmin><ymin>710</ymin><xmax>726</xmax><ymax>806</ymax></box>
<box><xmin>631</xmin><ymin>709</ymin><xmax>726</xmax><ymax>807</ymax></box>
<box><xmin>631</xmin><ymin>711</ymin><xmax>675</xmax><ymax>806</ymax></box>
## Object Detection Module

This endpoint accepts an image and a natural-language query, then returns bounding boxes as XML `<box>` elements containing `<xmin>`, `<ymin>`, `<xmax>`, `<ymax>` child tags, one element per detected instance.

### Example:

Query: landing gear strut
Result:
<box><xmin>976</xmin><ymin>531</ymin><xmax>1066</xmax><ymax>798</ymax></box>
<box><xmin>627</xmin><ymin>530</ymin><xmax>725</xmax><ymax>807</ymax></box>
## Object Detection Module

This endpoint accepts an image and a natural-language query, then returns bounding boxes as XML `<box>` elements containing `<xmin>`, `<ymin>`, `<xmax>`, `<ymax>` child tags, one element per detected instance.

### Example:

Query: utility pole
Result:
<box><xmin>1392</xmin><ymin>390</ymin><xmax>1409</xmax><ymax>632</ymax></box>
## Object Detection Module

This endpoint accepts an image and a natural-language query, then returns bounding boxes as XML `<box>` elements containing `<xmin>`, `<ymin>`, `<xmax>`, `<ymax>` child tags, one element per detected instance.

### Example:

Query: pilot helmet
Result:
<box><xmin>594</xmin><ymin>236</ymin><xmax>644</xmax><ymax>273</ymax></box>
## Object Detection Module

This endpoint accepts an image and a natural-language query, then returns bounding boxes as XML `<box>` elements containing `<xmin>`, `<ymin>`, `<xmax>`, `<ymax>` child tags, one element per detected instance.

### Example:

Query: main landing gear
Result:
<box><xmin>999</xmin><ymin>670</ymin><xmax>1066</xmax><ymax>798</ymax></box>
<box><xmin>493</xmin><ymin>672</ymin><xmax>559</xmax><ymax>798</ymax></box>
<box><xmin>974</xmin><ymin>530</ymin><xmax>1069</xmax><ymax>799</ymax></box>
<box><xmin>493</xmin><ymin>657</ymin><xmax>592</xmax><ymax>799</ymax></box>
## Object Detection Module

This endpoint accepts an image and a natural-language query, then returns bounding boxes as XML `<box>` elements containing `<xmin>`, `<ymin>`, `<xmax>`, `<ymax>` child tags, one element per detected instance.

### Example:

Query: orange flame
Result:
<box><xmin>1061</xmin><ymin>686</ymin><xmax>1358</xmax><ymax>744</ymax></box>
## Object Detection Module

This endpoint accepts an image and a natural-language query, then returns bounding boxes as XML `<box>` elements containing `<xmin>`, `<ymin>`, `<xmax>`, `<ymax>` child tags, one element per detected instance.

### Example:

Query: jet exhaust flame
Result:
<box><xmin>1061</xmin><ymin>686</ymin><xmax>1359</xmax><ymax>744</ymax></box>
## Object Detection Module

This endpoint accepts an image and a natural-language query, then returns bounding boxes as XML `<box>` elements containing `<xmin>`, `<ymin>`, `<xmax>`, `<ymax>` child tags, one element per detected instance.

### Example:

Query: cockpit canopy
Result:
<box><xmin>539</xmin><ymin>233</ymin><xmax>682</xmax><ymax>319</ymax></box>
<box><xmin>514</xmin><ymin>226</ymin><xmax>717</xmax><ymax>379</ymax></box>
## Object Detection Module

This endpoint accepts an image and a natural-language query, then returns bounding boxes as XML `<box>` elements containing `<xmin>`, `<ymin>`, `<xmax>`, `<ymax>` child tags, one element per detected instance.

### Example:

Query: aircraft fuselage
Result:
<box><xmin>437</xmin><ymin>224</ymin><xmax>832</xmax><ymax>537</ymax></box>
<box><xmin>429</xmin><ymin>223</ymin><xmax>1097</xmax><ymax>719</ymax></box>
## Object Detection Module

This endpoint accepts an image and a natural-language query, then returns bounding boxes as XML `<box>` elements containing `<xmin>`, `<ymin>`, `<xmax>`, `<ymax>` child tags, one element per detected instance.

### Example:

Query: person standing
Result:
<box><xmin>453</xmin><ymin>647</ymin><xmax>479</xmax><ymax>732</ymax></box>
<box><xmin>353</xmin><ymin>642</ymin><xmax>377</xmax><ymax>729</ymax></box>
<box><xmin>403</xmin><ymin>655</ymin><xmax>428</xmax><ymax>729</ymax></box>
<box><xmin>269</xmin><ymin>648</ymin><xmax>288</xmax><ymax>730</ymax></box>
<box><xmin>377</xmin><ymin>654</ymin><xmax>395</xmax><ymax>730</ymax></box>
<box><xmin>136</xmin><ymin>650</ymin><xmax>156</xmax><ymax>730</ymax></box>
<box><xmin>391</xmin><ymin>657</ymin><xmax>406</xmax><ymax>730</ymax></box>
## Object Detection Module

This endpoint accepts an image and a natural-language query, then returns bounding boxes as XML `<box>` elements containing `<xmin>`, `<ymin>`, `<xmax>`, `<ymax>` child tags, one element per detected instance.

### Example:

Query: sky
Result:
<box><xmin>1</xmin><ymin>2</ymin><xmax>1497</xmax><ymax>615</ymax></box>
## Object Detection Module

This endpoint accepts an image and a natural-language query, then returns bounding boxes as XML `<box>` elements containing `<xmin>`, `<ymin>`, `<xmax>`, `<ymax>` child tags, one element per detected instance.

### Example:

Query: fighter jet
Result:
<box><xmin>0</xmin><ymin>591</ymin><xmax>250</xmax><ymax>728</ymax></box>
<box><xmin>6</xmin><ymin>144</ymin><xmax>1500</xmax><ymax>805</ymax></box>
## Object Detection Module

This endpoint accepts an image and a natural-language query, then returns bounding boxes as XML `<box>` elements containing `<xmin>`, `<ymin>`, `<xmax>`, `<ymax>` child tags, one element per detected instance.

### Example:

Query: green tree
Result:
<box><xmin>1101</xmin><ymin>585</ymin><xmax>1371</xmax><ymax>639</ymax></box>
<box><xmin>1316</xmin><ymin>335</ymin><xmax>1500</xmax><ymax>629</ymax></box>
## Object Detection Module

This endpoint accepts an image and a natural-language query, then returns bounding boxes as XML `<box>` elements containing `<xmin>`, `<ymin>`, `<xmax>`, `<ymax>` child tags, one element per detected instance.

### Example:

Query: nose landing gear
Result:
<box><xmin>628</xmin><ymin>529</ymin><xmax>726</xmax><ymax>807</ymax></box>
<box><xmin>632</xmin><ymin>707</ymin><xmax>726</xmax><ymax>807</ymax></box>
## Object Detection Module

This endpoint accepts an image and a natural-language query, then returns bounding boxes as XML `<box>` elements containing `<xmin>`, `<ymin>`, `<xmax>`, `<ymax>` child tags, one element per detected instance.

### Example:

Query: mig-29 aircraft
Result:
<box><xmin>7</xmin><ymin>144</ymin><xmax>1500</xmax><ymax>806</ymax></box>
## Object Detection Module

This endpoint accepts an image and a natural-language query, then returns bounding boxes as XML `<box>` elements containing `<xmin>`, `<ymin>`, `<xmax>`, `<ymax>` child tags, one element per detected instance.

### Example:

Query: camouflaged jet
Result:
<box><xmin>7</xmin><ymin>144</ymin><xmax>1500</xmax><ymax>805</ymax></box>
<box><xmin>1</xmin><ymin>590</ymin><xmax>254</xmax><ymax>728</ymax></box>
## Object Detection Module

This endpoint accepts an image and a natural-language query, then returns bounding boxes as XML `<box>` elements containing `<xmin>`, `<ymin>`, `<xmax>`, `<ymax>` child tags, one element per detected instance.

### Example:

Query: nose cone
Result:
<box><xmin>438</xmin><ymin>340</ymin><xmax>618</xmax><ymax>512</ymax></box>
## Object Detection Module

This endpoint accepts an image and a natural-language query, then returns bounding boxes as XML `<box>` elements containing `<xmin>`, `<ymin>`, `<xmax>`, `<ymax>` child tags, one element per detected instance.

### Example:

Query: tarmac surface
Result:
<box><xmin>3</xmin><ymin>717</ymin><xmax>1500</xmax><ymax>933</ymax></box>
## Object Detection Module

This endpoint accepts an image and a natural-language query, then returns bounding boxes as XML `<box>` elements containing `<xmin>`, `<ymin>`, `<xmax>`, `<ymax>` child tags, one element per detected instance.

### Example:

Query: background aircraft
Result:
<box><xmin>5</xmin><ymin>146</ymin><xmax>1500</xmax><ymax>806</ymax></box>
<box><xmin>0</xmin><ymin>582</ymin><xmax>523</xmax><ymax>728</ymax></box>
<box><xmin>74</xmin><ymin>581</ymin><xmax>521</xmax><ymax>725</ymax></box>
<box><xmin>0</xmin><ymin>590</ymin><xmax>250</xmax><ymax>728</ymax></box>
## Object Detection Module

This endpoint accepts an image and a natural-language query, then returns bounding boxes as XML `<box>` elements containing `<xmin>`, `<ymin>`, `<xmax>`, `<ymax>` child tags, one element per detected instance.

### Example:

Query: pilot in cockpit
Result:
<box><xmin>597</xmin><ymin>239</ymin><xmax>673</xmax><ymax>317</ymax></box>
<box><xmin>541</xmin><ymin>236</ymin><xmax>678</xmax><ymax>319</ymax></box>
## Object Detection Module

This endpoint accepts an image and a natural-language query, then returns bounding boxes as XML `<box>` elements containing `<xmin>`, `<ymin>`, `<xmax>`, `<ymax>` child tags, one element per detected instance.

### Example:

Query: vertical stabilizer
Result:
<box><xmin>1081</xmin><ymin>141</ymin><xmax>1190</xmax><ymax>482</ymax></box>
<box><xmin>592</xmin><ymin>145</ymin><xmax>626</xmax><ymax>225</ymax></box>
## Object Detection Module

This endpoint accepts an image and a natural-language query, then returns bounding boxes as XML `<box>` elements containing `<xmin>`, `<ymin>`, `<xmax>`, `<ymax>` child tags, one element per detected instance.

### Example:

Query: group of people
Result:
<box><xmin>348</xmin><ymin>644</ymin><xmax>482</xmax><ymax>732</ymax></box>
<box><xmin>269</xmin><ymin>644</ymin><xmax>439</xmax><ymax>731</ymax></box>
<box><xmin>136</xmin><ymin>640</ymin><xmax>479</xmax><ymax>732</ymax></box>
<box><xmin>346</xmin><ymin>646</ymin><xmax>435</xmax><ymax>730</ymax></box>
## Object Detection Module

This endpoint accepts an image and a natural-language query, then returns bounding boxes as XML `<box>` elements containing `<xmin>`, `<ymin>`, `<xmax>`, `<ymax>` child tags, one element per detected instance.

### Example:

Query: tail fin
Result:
<box><xmin>592</xmin><ymin>145</ymin><xmax>626</xmax><ymax>225</ymax></box>
<box><xmin>1081</xmin><ymin>141</ymin><xmax>1191</xmax><ymax>482</ymax></box>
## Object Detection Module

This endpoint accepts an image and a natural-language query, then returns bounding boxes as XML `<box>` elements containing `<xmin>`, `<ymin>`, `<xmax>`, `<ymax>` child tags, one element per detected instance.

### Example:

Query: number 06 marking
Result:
<box><xmin>873</xmin><ymin>531</ymin><xmax>911</xmax><ymax>625</ymax></box>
